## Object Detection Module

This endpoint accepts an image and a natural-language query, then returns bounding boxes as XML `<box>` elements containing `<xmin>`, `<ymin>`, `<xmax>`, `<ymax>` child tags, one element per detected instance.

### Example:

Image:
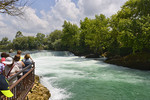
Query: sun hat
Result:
<box><xmin>0</xmin><ymin>74</ymin><xmax>13</xmax><ymax>97</ymax></box>
<box><xmin>2</xmin><ymin>57</ymin><xmax>13</xmax><ymax>65</ymax></box>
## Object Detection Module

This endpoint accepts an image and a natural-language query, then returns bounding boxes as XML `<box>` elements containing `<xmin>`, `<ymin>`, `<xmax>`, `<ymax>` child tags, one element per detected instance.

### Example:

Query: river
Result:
<box><xmin>31</xmin><ymin>50</ymin><xmax>150</xmax><ymax>100</ymax></box>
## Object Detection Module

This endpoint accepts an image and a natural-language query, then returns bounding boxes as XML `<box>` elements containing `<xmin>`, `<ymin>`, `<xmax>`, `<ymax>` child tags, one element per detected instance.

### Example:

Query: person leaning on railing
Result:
<box><xmin>0</xmin><ymin>59</ymin><xmax>5</xmax><ymax>76</ymax></box>
<box><xmin>17</xmin><ymin>50</ymin><xmax>24</xmax><ymax>61</ymax></box>
<box><xmin>0</xmin><ymin>58</ymin><xmax>14</xmax><ymax>98</ymax></box>
<box><xmin>14</xmin><ymin>55</ymin><xmax>25</xmax><ymax>79</ymax></box>
<box><xmin>3</xmin><ymin>57</ymin><xmax>19</xmax><ymax>85</ymax></box>
<box><xmin>1</xmin><ymin>52</ymin><xmax>7</xmax><ymax>63</ymax></box>
<box><xmin>22</xmin><ymin>54</ymin><xmax>34</xmax><ymax>75</ymax></box>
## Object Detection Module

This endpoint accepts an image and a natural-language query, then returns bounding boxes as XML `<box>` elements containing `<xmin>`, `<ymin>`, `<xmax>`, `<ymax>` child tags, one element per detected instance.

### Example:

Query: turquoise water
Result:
<box><xmin>32</xmin><ymin>51</ymin><xmax>150</xmax><ymax>100</ymax></box>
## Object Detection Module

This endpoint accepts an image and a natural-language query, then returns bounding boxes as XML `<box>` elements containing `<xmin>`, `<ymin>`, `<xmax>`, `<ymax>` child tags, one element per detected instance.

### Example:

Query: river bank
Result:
<box><xmin>26</xmin><ymin>75</ymin><xmax>51</xmax><ymax>100</ymax></box>
<box><xmin>104</xmin><ymin>52</ymin><xmax>150</xmax><ymax>70</ymax></box>
<box><xmin>72</xmin><ymin>51</ymin><xmax>150</xmax><ymax>70</ymax></box>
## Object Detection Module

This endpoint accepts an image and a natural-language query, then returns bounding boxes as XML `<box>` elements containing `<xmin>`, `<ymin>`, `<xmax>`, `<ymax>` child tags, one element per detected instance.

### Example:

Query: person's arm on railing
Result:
<box><xmin>21</xmin><ymin>61</ymin><xmax>25</xmax><ymax>67</ymax></box>
<box><xmin>30</xmin><ymin>56</ymin><xmax>34</xmax><ymax>63</ymax></box>
<box><xmin>8</xmin><ymin>64</ymin><xmax>33</xmax><ymax>81</ymax></box>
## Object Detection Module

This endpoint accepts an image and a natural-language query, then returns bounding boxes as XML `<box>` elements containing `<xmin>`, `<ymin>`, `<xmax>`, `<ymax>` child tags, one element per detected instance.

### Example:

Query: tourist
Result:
<box><xmin>9</xmin><ymin>49</ymin><xmax>13</xmax><ymax>53</ymax></box>
<box><xmin>22</xmin><ymin>54</ymin><xmax>33</xmax><ymax>75</ymax></box>
<box><xmin>3</xmin><ymin>57</ymin><xmax>19</xmax><ymax>85</ymax></box>
<box><xmin>1</xmin><ymin>52</ymin><xmax>7</xmax><ymax>62</ymax></box>
<box><xmin>0</xmin><ymin>74</ymin><xmax>14</xmax><ymax>98</ymax></box>
<box><xmin>0</xmin><ymin>58</ymin><xmax>13</xmax><ymax>98</ymax></box>
<box><xmin>5</xmin><ymin>53</ymin><xmax>10</xmax><ymax>58</ymax></box>
<box><xmin>14</xmin><ymin>55</ymin><xmax>25</xmax><ymax>79</ymax></box>
<box><xmin>17</xmin><ymin>50</ymin><xmax>24</xmax><ymax>61</ymax></box>
<box><xmin>0</xmin><ymin>59</ymin><xmax>5</xmax><ymax>75</ymax></box>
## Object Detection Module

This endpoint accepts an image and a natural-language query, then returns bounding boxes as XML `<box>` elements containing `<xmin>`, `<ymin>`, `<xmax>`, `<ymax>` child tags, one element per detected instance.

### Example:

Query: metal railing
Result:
<box><xmin>0</xmin><ymin>62</ymin><xmax>35</xmax><ymax>100</ymax></box>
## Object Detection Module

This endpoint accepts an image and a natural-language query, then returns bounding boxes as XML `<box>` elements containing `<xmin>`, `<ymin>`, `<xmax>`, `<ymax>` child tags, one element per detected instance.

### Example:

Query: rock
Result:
<box><xmin>85</xmin><ymin>54</ymin><xmax>99</xmax><ymax>58</ymax></box>
<box><xmin>25</xmin><ymin>75</ymin><xmax>51</xmax><ymax>100</ymax></box>
<box><xmin>105</xmin><ymin>52</ymin><xmax>150</xmax><ymax>70</ymax></box>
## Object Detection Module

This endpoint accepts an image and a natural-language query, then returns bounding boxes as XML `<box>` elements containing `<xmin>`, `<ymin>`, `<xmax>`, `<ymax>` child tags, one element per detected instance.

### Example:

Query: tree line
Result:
<box><xmin>0</xmin><ymin>0</ymin><xmax>150</xmax><ymax>57</ymax></box>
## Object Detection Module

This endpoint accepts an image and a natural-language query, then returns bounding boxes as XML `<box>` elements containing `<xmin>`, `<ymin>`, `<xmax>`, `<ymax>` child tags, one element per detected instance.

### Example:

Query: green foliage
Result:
<box><xmin>13</xmin><ymin>37</ymin><xmax>28</xmax><ymax>50</ymax></box>
<box><xmin>80</xmin><ymin>17</ymin><xmax>92</xmax><ymax>53</ymax></box>
<box><xmin>15</xmin><ymin>31</ymin><xmax>23</xmax><ymax>38</ymax></box>
<box><xmin>114</xmin><ymin>0</ymin><xmax>150</xmax><ymax>53</ymax></box>
<box><xmin>36</xmin><ymin>33</ymin><xmax>45</xmax><ymax>49</ymax></box>
<box><xmin>0</xmin><ymin>37</ymin><xmax>12</xmax><ymax>50</ymax></box>
<box><xmin>61</xmin><ymin>20</ymin><xmax>80</xmax><ymax>52</ymax></box>
<box><xmin>118</xmin><ymin>0</ymin><xmax>150</xmax><ymax>19</ymax></box>
<box><xmin>27</xmin><ymin>36</ymin><xmax>38</xmax><ymax>50</ymax></box>
<box><xmin>46</xmin><ymin>30</ymin><xmax>63</xmax><ymax>50</ymax></box>
<box><xmin>0</xmin><ymin>37</ymin><xmax>10</xmax><ymax>45</ymax></box>
<box><xmin>83</xmin><ymin>14</ymin><xmax>110</xmax><ymax>54</ymax></box>
<box><xmin>1</xmin><ymin>0</ymin><xmax>150</xmax><ymax>58</ymax></box>
<box><xmin>48</xmin><ymin>30</ymin><xmax>62</xmax><ymax>43</ymax></box>
<box><xmin>52</xmin><ymin>39</ymin><xmax>63</xmax><ymax>50</ymax></box>
<box><xmin>13</xmin><ymin>36</ymin><xmax>39</xmax><ymax>50</ymax></box>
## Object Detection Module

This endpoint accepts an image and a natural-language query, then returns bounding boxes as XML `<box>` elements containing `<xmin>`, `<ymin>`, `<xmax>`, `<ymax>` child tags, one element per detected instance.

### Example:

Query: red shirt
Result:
<box><xmin>1</xmin><ymin>57</ymin><xmax>6</xmax><ymax>65</ymax></box>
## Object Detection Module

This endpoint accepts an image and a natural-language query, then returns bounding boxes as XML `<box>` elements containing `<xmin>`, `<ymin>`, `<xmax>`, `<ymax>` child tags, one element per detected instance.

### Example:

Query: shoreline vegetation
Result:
<box><xmin>0</xmin><ymin>0</ymin><xmax>150</xmax><ymax>71</ymax></box>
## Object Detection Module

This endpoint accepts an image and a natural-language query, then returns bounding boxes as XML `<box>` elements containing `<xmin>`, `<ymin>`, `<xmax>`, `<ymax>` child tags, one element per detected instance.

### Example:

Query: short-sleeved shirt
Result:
<box><xmin>14</xmin><ymin>61</ymin><xmax>23</xmax><ymax>75</ymax></box>
<box><xmin>22</xmin><ymin>59</ymin><xmax>32</xmax><ymax>72</ymax></box>
<box><xmin>5</xmin><ymin>65</ymin><xmax>19</xmax><ymax>85</ymax></box>
<box><xmin>19</xmin><ymin>56</ymin><xmax>24</xmax><ymax>61</ymax></box>
<box><xmin>1</xmin><ymin>57</ymin><xmax>5</xmax><ymax>62</ymax></box>
<box><xmin>0</xmin><ymin>63</ymin><xmax>5</xmax><ymax>74</ymax></box>
<box><xmin>14</xmin><ymin>61</ymin><xmax>23</xmax><ymax>71</ymax></box>
<box><xmin>5</xmin><ymin>65</ymin><xmax>19</xmax><ymax>77</ymax></box>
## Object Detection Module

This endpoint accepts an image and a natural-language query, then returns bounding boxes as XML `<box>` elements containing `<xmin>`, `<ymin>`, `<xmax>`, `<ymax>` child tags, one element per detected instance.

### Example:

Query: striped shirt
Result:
<box><xmin>0</xmin><ymin>63</ymin><xmax>5</xmax><ymax>74</ymax></box>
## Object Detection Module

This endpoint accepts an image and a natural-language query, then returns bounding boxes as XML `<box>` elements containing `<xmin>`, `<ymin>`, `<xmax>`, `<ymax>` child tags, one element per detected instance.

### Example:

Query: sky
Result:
<box><xmin>0</xmin><ymin>0</ymin><xmax>128</xmax><ymax>40</ymax></box>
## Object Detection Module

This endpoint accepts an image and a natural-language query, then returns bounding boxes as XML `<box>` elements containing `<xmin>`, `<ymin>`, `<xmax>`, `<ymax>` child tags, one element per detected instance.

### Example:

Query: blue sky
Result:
<box><xmin>0</xmin><ymin>0</ymin><xmax>128</xmax><ymax>40</ymax></box>
<box><xmin>30</xmin><ymin>0</ymin><xmax>55</xmax><ymax>16</ymax></box>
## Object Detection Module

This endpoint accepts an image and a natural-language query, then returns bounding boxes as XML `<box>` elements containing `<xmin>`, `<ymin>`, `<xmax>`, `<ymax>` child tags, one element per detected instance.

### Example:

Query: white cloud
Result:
<box><xmin>10</xmin><ymin>7</ymin><xmax>49</xmax><ymax>33</ymax></box>
<box><xmin>78</xmin><ymin>0</ymin><xmax>127</xmax><ymax>17</ymax></box>
<box><xmin>0</xmin><ymin>7</ymin><xmax>51</xmax><ymax>40</ymax></box>
<box><xmin>40</xmin><ymin>0</ymin><xmax>81</xmax><ymax>32</ymax></box>
<box><xmin>52</xmin><ymin>0</ymin><xmax>79</xmax><ymax>20</ymax></box>
<box><xmin>0</xmin><ymin>0</ymin><xmax>128</xmax><ymax>40</ymax></box>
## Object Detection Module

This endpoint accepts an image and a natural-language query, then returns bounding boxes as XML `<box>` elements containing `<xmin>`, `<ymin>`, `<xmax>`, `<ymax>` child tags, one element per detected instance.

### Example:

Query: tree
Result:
<box><xmin>27</xmin><ymin>36</ymin><xmax>37</xmax><ymax>50</ymax></box>
<box><xmin>80</xmin><ymin>14</ymin><xmax>110</xmax><ymax>54</ymax></box>
<box><xmin>52</xmin><ymin>39</ymin><xmax>63</xmax><ymax>50</ymax></box>
<box><xmin>36</xmin><ymin>33</ymin><xmax>45</xmax><ymax>49</ymax></box>
<box><xmin>117</xmin><ymin>0</ymin><xmax>150</xmax><ymax>19</ymax></box>
<box><xmin>79</xmin><ymin>17</ymin><xmax>92</xmax><ymax>54</ymax></box>
<box><xmin>15</xmin><ymin>31</ymin><xmax>23</xmax><ymax>38</ymax></box>
<box><xmin>61</xmin><ymin>20</ymin><xmax>80</xmax><ymax>52</ymax></box>
<box><xmin>0</xmin><ymin>37</ymin><xmax>10</xmax><ymax>45</ymax></box>
<box><xmin>0</xmin><ymin>0</ymin><xmax>27</xmax><ymax>16</ymax></box>
<box><xmin>115</xmin><ymin>0</ymin><xmax>150</xmax><ymax>53</ymax></box>
<box><xmin>13</xmin><ymin>36</ymin><xmax>28</xmax><ymax>50</ymax></box>
<box><xmin>48</xmin><ymin>30</ymin><xmax>62</xmax><ymax>43</ymax></box>
<box><xmin>0</xmin><ymin>37</ymin><xmax>12</xmax><ymax>50</ymax></box>
<box><xmin>46</xmin><ymin>30</ymin><xmax>63</xmax><ymax>50</ymax></box>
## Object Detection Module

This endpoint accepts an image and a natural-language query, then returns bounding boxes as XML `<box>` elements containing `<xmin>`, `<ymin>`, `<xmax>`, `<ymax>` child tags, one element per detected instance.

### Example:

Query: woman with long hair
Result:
<box><xmin>22</xmin><ymin>54</ymin><xmax>33</xmax><ymax>75</ymax></box>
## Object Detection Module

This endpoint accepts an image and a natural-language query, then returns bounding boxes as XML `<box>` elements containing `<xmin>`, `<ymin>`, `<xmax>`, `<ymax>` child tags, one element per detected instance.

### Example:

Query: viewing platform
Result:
<box><xmin>0</xmin><ymin>63</ymin><xmax>35</xmax><ymax>100</ymax></box>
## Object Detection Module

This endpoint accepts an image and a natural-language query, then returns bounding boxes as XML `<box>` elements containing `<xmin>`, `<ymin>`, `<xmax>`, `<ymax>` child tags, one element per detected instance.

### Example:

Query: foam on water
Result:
<box><xmin>40</xmin><ymin>77</ymin><xmax>71</xmax><ymax>100</ymax></box>
<box><xmin>31</xmin><ymin>51</ymin><xmax>150</xmax><ymax>100</ymax></box>
<box><xmin>32</xmin><ymin>51</ymin><xmax>75</xmax><ymax>100</ymax></box>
